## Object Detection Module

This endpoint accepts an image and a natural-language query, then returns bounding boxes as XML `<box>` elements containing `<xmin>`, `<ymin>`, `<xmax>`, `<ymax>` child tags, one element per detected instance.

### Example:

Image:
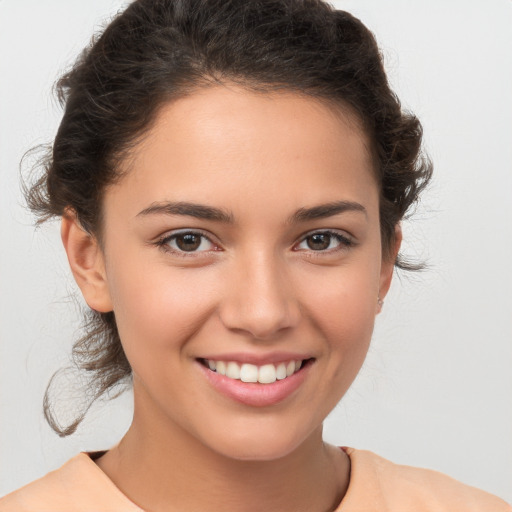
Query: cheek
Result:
<box><xmin>105</xmin><ymin>257</ymin><xmax>217</xmax><ymax>363</ymax></box>
<box><xmin>297</xmin><ymin>257</ymin><xmax>380</xmax><ymax>376</ymax></box>
<box><xmin>300</xmin><ymin>257</ymin><xmax>380</xmax><ymax>332</ymax></box>
<box><xmin>316</xmin><ymin>289</ymin><xmax>376</xmax><ymax>375</ymax></box>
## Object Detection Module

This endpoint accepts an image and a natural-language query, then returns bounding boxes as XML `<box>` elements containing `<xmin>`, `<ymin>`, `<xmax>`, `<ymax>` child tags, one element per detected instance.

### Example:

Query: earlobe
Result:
<box><xmin>61</xmin><ymin>213</ymin><xmax>113</xmax><ymax>313</ymax></box>
<box><xmin>377</xmin><ymin>224</ymin><xmax>402</xmax><ymax>314</ymax></box>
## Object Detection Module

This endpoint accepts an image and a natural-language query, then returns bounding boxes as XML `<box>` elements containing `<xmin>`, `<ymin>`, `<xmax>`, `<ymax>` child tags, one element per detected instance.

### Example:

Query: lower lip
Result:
<box><xmin>197</xmin><ymin>361</ymin><xmax>311</xmax><ymax>407</ymax></box>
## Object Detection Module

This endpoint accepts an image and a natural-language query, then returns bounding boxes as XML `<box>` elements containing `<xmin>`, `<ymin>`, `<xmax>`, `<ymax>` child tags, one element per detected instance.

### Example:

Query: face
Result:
<box><xmin>71</xmin><ymin>85</ymin><xmax>396</xmax><ymax>461</ymax></box>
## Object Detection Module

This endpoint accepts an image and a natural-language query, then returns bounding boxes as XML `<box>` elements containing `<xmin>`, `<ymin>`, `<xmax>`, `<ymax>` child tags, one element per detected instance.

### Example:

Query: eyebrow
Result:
<box><xmin>137</xmin><ymin>201</ymin><xmax>234</xmax><ymax>223</ymax></box>
<box><xmin>136</xmin><ymin>200</ymin><xmax>366</xmax><ymax>224</ymax></box>
<box><xmin>288</xmin><ymin>200</ymin><xmax>367</xmax><ymax>223</ymax></box>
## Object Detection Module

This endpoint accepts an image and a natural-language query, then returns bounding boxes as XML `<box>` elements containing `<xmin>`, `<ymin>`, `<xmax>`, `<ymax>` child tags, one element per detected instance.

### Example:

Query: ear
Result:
<box><xmin>377</xmin><ymin>224</ymin><xmax>402</xmax><ymax>314</ymax></box>
<box><xmin>61</xmin><ymin>212</ymin><xmax>113</xmax><ymax>313</ymax></box>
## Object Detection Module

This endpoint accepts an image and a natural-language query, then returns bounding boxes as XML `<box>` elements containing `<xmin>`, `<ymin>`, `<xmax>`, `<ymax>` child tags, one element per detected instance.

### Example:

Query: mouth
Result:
<box><xmin>198</xmin><ymin>358</ymin><xmax>314</xmax><ymax>384</ymax></box>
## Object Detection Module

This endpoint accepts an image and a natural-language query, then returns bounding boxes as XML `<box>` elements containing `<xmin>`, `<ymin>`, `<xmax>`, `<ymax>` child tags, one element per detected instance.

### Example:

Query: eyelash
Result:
<box><xmin>154</xmin><ymin>229</ymin><xmax>354</xmax><ymax>258</ymax></box>
<box><xmin>155</xmin><ymin>229</ymin><xmax>218</xmax><ymax>258</ymax></box>
<box><xmin>294</xmin><ymin>230</ymin><xmax>354</xmax><ymax>256</ymax></box>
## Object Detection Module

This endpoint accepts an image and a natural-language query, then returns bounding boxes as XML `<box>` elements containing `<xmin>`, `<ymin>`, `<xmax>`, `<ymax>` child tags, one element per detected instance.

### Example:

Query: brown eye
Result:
<box><xmin>306</xmin><ymin>233</ymin><xmax>331</xmax><ymax>251</ymax></box>
<box><xmin>159</xmin><ymin>231</ymin><xmax>216</xmax><ymax>254</ymax></box>
<box><xmin>296</xmin><ymin>230</ymin><xmax>353</xmax><ymax>253</ymax></box>
<box><xmin>175</xmin><ymin>233</ymin><xmax>202</xmax><ymax>251</ymax></box>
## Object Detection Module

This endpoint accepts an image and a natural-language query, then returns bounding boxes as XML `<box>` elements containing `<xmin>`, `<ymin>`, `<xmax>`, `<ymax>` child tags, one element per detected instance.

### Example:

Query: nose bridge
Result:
<box><xmin>219</xmin><ymin>246</ymin><xmax>300</xmax><ymax>340</ymax></box>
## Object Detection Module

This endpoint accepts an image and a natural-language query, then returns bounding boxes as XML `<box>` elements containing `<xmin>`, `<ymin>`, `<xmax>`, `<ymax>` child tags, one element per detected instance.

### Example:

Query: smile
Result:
<box><xmin>197</xmin><ymin>356</ymin><xmax>314</xmax><ymax>406</ymax></box>
<box><xmin>201</xmin><ymin>359</ymin><xmax>303</xmax><ymax>384</ymax></box>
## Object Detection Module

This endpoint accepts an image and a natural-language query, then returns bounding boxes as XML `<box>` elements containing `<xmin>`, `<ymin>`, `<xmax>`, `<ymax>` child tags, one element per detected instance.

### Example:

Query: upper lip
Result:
<box><xmin>197</xmin><ymin>352</ymin><xmax>314</xmax><ymax>365</ymax></box>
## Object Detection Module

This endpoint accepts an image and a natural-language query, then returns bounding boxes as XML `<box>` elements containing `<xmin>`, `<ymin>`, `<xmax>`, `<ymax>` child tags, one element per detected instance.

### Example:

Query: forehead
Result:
<box><xmin>109</xmin><ymin>85</ymin><xmax>378</xmax><ymax>220</ymax></box>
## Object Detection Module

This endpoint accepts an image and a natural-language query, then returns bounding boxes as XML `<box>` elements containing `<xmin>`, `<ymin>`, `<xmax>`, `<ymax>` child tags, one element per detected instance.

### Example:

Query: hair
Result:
<box><xmin>25</xmin><ymin>0</ymin><xmax>432</xmax><ymax>436</ymax></box>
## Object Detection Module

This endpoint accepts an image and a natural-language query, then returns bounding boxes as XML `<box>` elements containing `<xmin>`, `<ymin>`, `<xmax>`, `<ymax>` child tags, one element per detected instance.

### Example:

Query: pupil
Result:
<box><xmin>307</xmin><ymin>233</ymin><xmax>330</xmax><ymax>250</ymax></box>
<box><xmin>177</xmin><ymin>234</ymin><xmax>201</xmax><ymax>251</ymax></box>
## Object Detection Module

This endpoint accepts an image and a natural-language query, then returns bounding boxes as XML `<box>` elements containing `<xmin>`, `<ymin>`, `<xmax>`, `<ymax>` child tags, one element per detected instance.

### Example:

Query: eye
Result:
<box><xmin>295</xmin><ymin>230</ymin><xmax>353</xmax><ymax>253</ymax></box>
<box><xmin>157</xmin><ymin>230</ymin><xmax>217</xmax><ymax>255</ymax></box>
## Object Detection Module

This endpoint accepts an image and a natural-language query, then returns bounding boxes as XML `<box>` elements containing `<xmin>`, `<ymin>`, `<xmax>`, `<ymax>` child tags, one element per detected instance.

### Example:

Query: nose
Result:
<box><xmin>218</xmin><ymin>250</ymin><xmax>301</xmax><ymax>340</ymax></box>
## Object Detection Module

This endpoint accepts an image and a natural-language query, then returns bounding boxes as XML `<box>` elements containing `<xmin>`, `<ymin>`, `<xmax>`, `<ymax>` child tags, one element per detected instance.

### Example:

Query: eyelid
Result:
<box><xmin>293</xmin><ymin>229</ymin><xmax>355</xmax><ymax>253</ymax></box>
<box><xmin>153</xmin><ymin>228</ymin><xmax>355</xmax><ymax>257</ymax></box>
<box><xmin>155</xmin><ymin>229</ymin><xmax>222</xmax><ymax>256</ymax></box>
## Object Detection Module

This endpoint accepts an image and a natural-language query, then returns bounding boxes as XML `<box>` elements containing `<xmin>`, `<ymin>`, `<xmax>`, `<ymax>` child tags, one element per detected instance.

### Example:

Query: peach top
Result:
<box><xmin>1</xmin><ymin>448</ymin><xmax>510</xmax><ymax>511</ymax></box>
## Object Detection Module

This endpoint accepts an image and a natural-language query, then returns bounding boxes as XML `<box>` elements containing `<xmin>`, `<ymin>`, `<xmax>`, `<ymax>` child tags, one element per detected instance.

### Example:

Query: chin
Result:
<box><xmin>201</xmin><ymin>421</ymin><xmax>321</xmax><ymax>462</ymax></box>
<box><xmin>215</xmin><ymin>439</ymin><xmax>301</xmax><ymax>462</ymax></box>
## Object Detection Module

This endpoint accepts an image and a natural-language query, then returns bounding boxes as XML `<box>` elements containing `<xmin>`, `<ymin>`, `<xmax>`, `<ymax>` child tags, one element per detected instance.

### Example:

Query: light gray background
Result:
<box><xmin>1</xmin><ymin>0</ymin><xmax>511</xmax><ymax>502</ymax></box>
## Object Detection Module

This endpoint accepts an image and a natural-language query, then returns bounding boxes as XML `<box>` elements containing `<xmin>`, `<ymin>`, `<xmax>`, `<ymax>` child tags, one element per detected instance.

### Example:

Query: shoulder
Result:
<box><xmin>340</xmin><ymin>448</ymin><xmax>512</xmax><ymax>512</ymax></box>
<box><xmin>0</xmin><ymin>453</ymin><xmax>142</xmax><ymax>512</ymax></box>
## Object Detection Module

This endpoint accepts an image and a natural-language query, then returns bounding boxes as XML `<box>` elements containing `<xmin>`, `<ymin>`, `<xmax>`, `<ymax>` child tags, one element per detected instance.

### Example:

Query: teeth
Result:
<box><xmin>258</xmin><ymin>364</ymin><xmax>276</xmax><ymax>384</ymax></box>
<box><xmin>204</xmin><ymin>358</ymin><xmax>306</xmax><ymax>384</ymax></box>
<box><xmin>276</xmin><ymin>363</ymin><xmax>287</xmax><ymax>380</ymax></box>
<box><xmin>240</xmin><ymin>364</ymin><xmax>258</xmax><ymax>383</ymax></box>
<box><xmin>216</xmin><ymin>361</ymin><xmax>226</xmax><ymax>376</ymax></box>
<box><xmin>226</xmin><ymin>361</ymin><xmax>241</xmax><ymax>379</ymax></box>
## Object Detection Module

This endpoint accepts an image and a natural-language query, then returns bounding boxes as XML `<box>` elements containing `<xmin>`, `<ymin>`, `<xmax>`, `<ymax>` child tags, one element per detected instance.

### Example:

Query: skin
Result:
<box><xmin>61</xmin><ymin>84</ymin><xmax>400</xmax><ymax>512</ymax></box>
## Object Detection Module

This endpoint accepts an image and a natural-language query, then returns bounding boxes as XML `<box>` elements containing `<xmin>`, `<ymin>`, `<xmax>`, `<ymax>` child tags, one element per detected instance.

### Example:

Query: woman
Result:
<box><xmin>1</xmin><ymin>0</ymin><xmax>510</xmax><ymax>510</ymax></box>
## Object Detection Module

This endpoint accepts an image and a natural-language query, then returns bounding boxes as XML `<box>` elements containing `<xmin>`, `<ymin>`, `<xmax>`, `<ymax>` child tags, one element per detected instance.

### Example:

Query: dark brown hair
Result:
<box><xmin>26</xmin><ymin>0</ymin><xmax>432</xmax><ymax>435</ymax></box>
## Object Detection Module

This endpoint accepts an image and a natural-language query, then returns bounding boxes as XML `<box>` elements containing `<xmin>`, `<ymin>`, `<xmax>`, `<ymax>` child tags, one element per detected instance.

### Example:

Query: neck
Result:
<box><xmin>96</xmin><ymin>393</ymin><xmax>350</xmax><ymax>512</ymax></box>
